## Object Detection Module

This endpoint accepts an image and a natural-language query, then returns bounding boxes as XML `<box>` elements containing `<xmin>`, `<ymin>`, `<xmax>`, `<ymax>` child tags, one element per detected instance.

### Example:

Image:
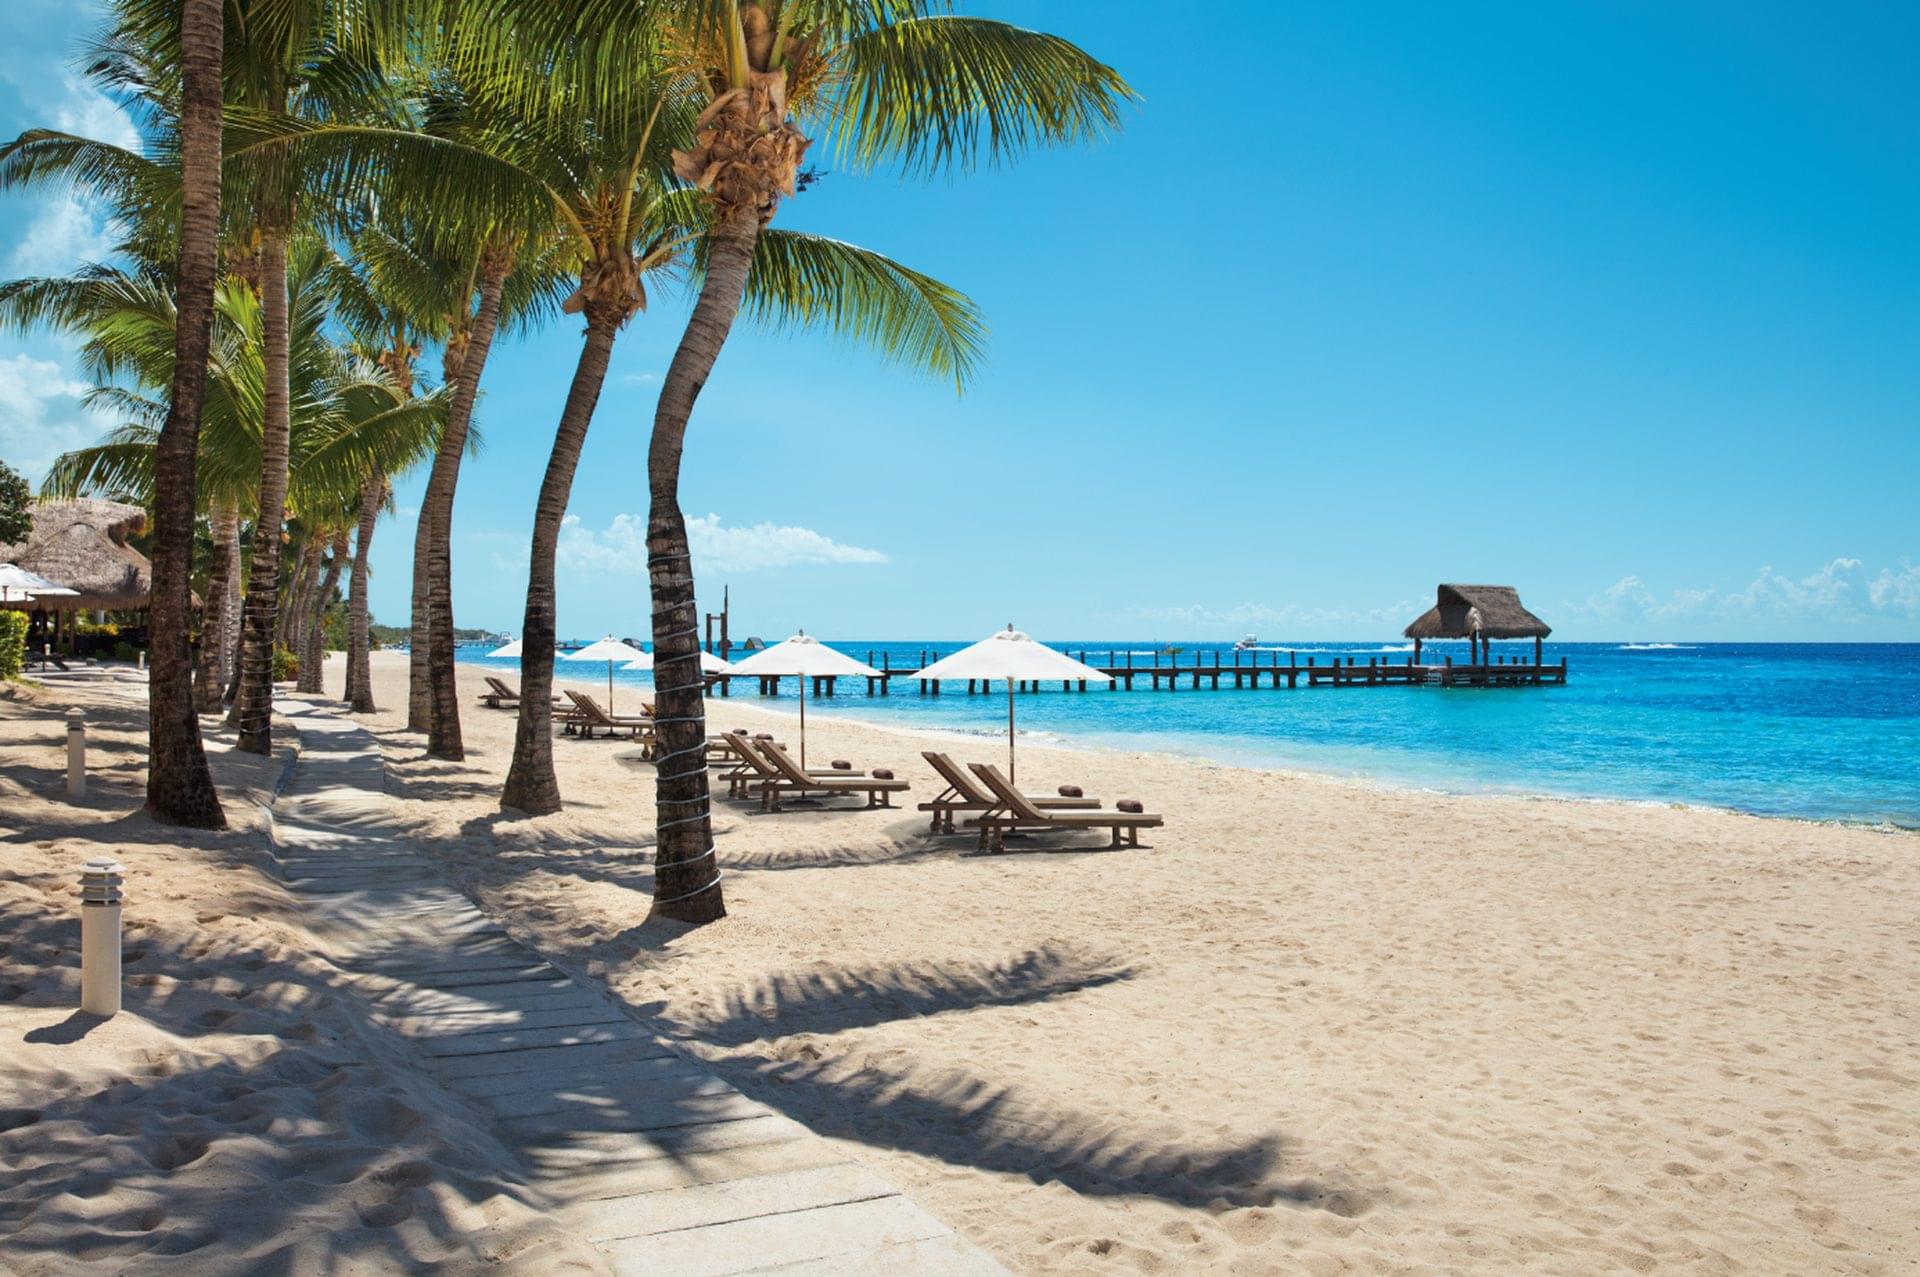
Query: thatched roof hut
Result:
<box><xmin>1403</xmin><ymin>585</ymin><xmax>1551</xmax><ymax>641</ymax></box>
<box><xmin>0</xmin><ymin>498</ymin><xmax>156</xmax><ymax>612</ymax></box>
<box><xmin>1403</xmin><ymin>584</ymin><xmax>1552</xmax><ymax>665</ymax></box>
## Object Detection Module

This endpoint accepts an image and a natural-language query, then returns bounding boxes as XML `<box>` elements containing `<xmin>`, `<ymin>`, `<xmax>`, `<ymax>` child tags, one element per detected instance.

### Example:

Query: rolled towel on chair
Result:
<box><xmin>754</xmin><ymin>732</ymin><xmax>774</xmax><ymax>740</ymax></box>
<box><xmin>871</xmin><ymin>768</ymin><xmax>895</xmax><ymax>780</ymax></box>
<box><xmin>1057</xmin><ymin>784</ymin><xmax>1084</xmax><ymax>798</ymax></box>
<box><xmin>1116</xmin><ymin>798</ymin><xmax>1144</xmax><ymax>813</ymax></box>
<box><xmin>831</xmin><ymin>759</ymin><xmax>852</xmax><ymax>770</ymax></box>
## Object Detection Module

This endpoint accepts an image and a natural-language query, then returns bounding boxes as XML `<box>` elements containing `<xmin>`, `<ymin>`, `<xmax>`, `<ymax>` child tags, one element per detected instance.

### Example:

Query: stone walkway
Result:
<box><xmin>269</xmin><ymin>697</ymin><xmax>1006</xmax><ymax>1276</ymax></box>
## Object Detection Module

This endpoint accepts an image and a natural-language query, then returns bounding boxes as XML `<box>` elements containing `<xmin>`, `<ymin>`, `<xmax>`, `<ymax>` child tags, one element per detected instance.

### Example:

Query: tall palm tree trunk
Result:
<box><xmin>218</xmin><ymin>515</ymin><xmax>244</xmax><ymax>703</ymax></box>
<box><xmin>500</xmin><ymin>312</ymin><xmax>620</xmax><ymax>815</ymax></box>
<box><xmin>279</xmin><ymin>533</ymin><xmax>320</xmax><ymax>653</ymax></box>
<box><xmin>145</xmin><ymin>0</ymin><xmax>225</xmax><ymax>826</ymax></box>
<box><xmin>425</xmin><ymin>257</ymin><xmax>511</xmax><ymax>760</ymax></box>
<box><xmin>645</xmin><ymin>210</ymin><xmax>761</xmax><ymax>923</ymax></box>
<box><xmin>346</xmin><ymin>473</ymin><xmax>383</xmax><ymax>710</ymax></box>
<box><xmin>193</xmin><ymin>499</ymin><xmax>239</xmax><ymax>707</ymax></box>
<box><xmin>407</xmin><ymin>534</ymin><xmax>430</xmax><ymax>727</ymax></box>
<box><xmin>232</xmin><ymin>233</ymin><xmax>293</xmax><ymax>755</ymax></box>
<box><xmin>297</xmin><ymin>530</ymin><xmax>347</xmax><ymax>693</ymax></box>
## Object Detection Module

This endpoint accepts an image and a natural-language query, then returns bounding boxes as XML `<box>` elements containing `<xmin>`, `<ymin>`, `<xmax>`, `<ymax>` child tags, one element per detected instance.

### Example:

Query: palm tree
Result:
<box><xmin>33</xmin><ymin>258</ymin><xmax>446</xmax><ymax>702</ymax></box>
<box><xmin>145</xmin><ymin>0</ymin><xmax>224</xmax><ymax>822</ymax></box>
<box><xmin>640</xmin><ymin>3</ymin><xmax>1131</xmax><ymax>919</ymax></box>
<box><xmin>375</xmin><ymin>45</ymin><xmax>989</xmax><ymax>818</ymax></box>
<box><xmin>0</xmin><ymin>0</ymin><xmax>227</xmax><ymax>821</ymax></box>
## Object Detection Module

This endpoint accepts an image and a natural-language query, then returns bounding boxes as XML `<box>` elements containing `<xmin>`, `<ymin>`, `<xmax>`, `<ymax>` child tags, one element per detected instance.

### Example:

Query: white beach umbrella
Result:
<box><xmin>912</xmin><ymin>626</ymin><xmax>1112</xmax><ymax>783</ymax></box>
<box><xmin>0</xmin><ymin>563</ymin><xmax>74</xmax><ymax>603</ymax></box>
<box><xmin>625</xmin><ymin>649</ymin><xmax>732</xmax><ymax>674</ymax></box>
<box><xmin>728</xmin><ymin>632</ymin><xmax>879</xmax><ymax>766</ymax></box>
<box><xmin>564</xmin><ymin>635</ymin><xmax>648</xmax><ymax>713</ymax></box>
<box><xmin>487</xmin><ymin>637</ymin><xmax>523</xmax><ymax>659</ymax></box>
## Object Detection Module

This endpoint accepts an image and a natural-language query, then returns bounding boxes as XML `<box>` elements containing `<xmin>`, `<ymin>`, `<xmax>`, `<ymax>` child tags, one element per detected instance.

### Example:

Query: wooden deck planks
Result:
<box><xmin>268</xmin><ymin>696</ymin><xmax>1006</xmax><ymax>1277</ymax></box>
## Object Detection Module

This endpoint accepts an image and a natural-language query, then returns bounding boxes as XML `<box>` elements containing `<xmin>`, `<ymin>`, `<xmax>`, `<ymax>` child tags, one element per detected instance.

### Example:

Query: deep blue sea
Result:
<box><xmin>461</xmin><ymin>640</ymin><xmax>1920</xmax><ymax>828</ymax></box>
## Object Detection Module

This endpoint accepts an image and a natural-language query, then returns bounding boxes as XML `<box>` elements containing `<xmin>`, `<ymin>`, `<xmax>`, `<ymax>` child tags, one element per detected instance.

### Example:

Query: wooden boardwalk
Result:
<box><xmin>269</xmin><ymin>697</ymin><xmax>1006</xmax><ymax>1276</ymax></box>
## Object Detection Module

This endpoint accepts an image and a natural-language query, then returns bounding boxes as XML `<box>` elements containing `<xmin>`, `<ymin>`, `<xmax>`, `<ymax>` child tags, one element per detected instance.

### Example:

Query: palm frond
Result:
<box><xmin>824</xmin><ymin>16</ymin><xmax>1134</xmax><ymax>176</ymax></box>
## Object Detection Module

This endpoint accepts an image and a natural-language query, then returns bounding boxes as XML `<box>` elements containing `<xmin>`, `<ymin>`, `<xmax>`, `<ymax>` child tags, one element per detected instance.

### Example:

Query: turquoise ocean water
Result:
<box><xmin>462</xmin><ymin>640</ymin><xmax>1920</xmax><ymax>829</ymax></box>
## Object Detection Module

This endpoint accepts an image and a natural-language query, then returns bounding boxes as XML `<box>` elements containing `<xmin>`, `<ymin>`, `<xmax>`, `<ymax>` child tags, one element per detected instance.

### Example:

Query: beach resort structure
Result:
<box><xmin>0</xmin><ymin>499</ymin><xmax>158</xmax><ymax>655</ymax></box>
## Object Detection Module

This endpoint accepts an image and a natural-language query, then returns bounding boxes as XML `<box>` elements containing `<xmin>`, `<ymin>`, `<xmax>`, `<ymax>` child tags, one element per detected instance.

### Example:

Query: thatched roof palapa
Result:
<box><xmin>0</xmin><ymin>498</ymin><xmax>156</xmax><ymax>612</ymax></box>
<box><xmin>1403</xmin><ymin>584</ymin><xmax>1551</xmax><ymax>640</ymax></box>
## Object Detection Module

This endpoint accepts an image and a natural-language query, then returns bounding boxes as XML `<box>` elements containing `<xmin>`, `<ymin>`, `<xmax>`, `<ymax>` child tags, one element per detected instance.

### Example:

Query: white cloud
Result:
<box><xmin>619</xmin><ymin>372</ymin><xmax>660</xmax><ymax>387</ymax></box>
<box><xmin>558</xmin><ymin>511</ymin><xmax>888</xmax><ymax>575</ymax></box>
<box><xmin>53</xmin><ymin>74</ymin><xmax>142</xmax><ymax>151</ymax></box>
<box><xmin>7</xmin><ymin>194</ymin><xmax>119</xmax><ymax>275</ymax></box>
<box><xmin>5</xmin><ymin>76</ymin><xmax>139</xmax><ymax>276</ymax></box>
<box><xmin>1570</xmin><ymin>558</ymin><xmax>1920</xmax><ymax>629</ymax></box>
<box><xmin>0</xmin><ymin>351</ymin><xmax>112</xmax><ymax>483</ymax></box>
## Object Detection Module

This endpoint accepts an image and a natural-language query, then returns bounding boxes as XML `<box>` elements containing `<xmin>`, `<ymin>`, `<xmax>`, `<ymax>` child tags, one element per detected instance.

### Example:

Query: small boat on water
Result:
<box><xmin>1233</xmin><ymin>634</ymin><xmax>1259</xmax><ymax>651</ymax></box>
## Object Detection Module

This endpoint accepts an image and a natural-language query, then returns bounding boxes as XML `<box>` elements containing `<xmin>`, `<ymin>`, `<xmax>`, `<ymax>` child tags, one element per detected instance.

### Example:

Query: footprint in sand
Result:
<box><xmin>148</xmin><ymin>1133</ymin><xmax>212</xmax><ymax>1171</ymax></box>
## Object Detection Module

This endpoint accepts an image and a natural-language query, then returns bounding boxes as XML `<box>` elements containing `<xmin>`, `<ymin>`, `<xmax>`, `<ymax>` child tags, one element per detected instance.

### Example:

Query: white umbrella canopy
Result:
<box><xmin>912</xmin><ymin>627</ymin><xmax>1111</xmax><ymax>783</ymax></box>
<box><xmin>564</xmin><ymin>636</ymin><xmax>649</xmax><ymax>713</ymax></box>
<box><xmin>629</xmin><ymin>650</ymin><xmax>733</xmax><ymax>673</ymax></box>
<box><xmin>0</xmin><ymin>563</ymin><xmax>73</xmax><ymax>602</ymax></box>
<box><xmin>728</xmin><ymin>633</ymin><xmax>879</xmax><ymax>766</ymax></box>
<box><xmin>487</xmin><ymin>638</ymin><xmax>523</xmax><ymax>659</ymax></box>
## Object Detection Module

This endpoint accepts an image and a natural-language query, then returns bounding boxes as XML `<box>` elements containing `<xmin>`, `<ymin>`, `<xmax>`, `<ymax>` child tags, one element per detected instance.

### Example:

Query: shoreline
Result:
<box><xmin>457</xmin><ymin>654</ymin><xmax>1920</xmax><ymax>839</ymax></box>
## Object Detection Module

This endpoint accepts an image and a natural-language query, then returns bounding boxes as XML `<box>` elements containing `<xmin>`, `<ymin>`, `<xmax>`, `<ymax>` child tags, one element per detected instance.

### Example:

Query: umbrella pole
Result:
<box><xmin>1008</xmin><ymin>679</ymin><xmax>1016</xmax><ymax>785</ymax></box>
<box><xmin>608</xmin><ymin>659</ymin><xmax>614</xmax><ymax>715</ymax></box>
<box><xmin>799</xmin><ymin>681</ymin><xmax>806</xmax><ymax>768</ymax></box>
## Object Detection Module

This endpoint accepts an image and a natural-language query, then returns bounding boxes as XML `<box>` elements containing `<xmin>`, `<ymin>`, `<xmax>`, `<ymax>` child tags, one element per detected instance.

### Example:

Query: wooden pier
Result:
<box><xmin>704</xmin><ymin>647</ymin><xmax>1567</xmax><ymax>698</ymax></box>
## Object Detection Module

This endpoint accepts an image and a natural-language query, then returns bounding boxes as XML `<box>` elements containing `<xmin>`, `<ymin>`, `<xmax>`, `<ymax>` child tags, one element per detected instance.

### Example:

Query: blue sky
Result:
<box><xmin>3</xmin><ymin>1</ymin><xmax>1916</xmax><ymax>642</ymax></box>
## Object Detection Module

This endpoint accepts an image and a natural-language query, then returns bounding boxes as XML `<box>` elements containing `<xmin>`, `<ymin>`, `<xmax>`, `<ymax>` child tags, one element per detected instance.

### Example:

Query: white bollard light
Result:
<box><xmin>136</xmin><ymin>650</ymin><xmax>145</xmax><ymax>671</ymax></box>
<box><xmin>80</xmin><ymin>858</ymin><xmax>124</xmax><ymax>1017</ymax></box>
<box><xmin>66</xmin><ymin>708</ymin><xmax>86</xmax><ymax>798</ymax></box>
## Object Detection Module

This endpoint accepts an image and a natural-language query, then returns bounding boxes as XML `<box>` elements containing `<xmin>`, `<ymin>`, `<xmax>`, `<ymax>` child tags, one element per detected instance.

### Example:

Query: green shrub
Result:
<box><xmin>74</xmin><ymin>618</ymin><xmax>120</xmax><ymax>637</ymax></box>
<box><xmin>272</xmin><ymin>645</ymin><xmax>299</xmax><ymax>682</ymax></box>
<box><xmin>112</xmin><ymin>640</ymin><xmax>140</xmax><ymax>663</ymax></box>
<box><xmin>0</xmin><ymin>611</ymin><xmax>26</xmax><ymax>680</ymax></box>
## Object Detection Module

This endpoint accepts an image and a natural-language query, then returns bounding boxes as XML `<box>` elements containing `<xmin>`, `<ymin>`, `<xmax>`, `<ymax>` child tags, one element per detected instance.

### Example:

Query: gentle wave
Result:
<box><xmin>1616</xmin><ymin>643</ymin><xmax>1698</xmax><ymax>650</ymax></box>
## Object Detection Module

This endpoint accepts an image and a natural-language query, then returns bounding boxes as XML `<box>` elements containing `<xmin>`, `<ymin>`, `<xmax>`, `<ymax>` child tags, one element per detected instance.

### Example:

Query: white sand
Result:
<box><xmin>340</xmin><ymin>652</ymin><xmax>1919</xmax><ymax>1274</ymax></box>
<box><xmin>0</xmin><ymin>672</ymin><xmax>601</xmax><ymax>1274</ymax></box>
<box><xmin>5</xmin><ymin>654</ymin><xmax>1917</xmax><ymax>1274</ymax></box>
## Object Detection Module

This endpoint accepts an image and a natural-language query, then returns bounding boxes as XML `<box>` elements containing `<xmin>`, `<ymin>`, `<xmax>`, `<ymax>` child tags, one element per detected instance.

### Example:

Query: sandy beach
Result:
<box><xmin>0</xmin><ymin>671</ymin><xmax>602</xmax><ymax>1275</ymax></box>
<box><xmin>3</xmin><ymin>655</ymin><xmax>1916</xmax><ymax>1273</ymax></box>
<box><xmin>328</xmin><ymin>652</ymin><xmax>1916</xmax><ymax>1274</ymax></box>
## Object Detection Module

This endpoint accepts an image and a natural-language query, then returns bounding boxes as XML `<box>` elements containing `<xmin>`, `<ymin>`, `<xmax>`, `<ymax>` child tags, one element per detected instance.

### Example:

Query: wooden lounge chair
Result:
<box><xmin>917</xmin><ymin>751</ymin><xmax>1099</xmax><ymax>833</ymax></box>
<box><xmin>968</xmin><ymin>763</ymin><xmax>1161</xmax><ymax>851</ymax></box>
<box><xmin>480</xmin><ymin>675</ymin><xmax>562</xmax><ymax>709</ymax></box>
<box><xmin>716</xmin><ymin>732</ymin><xmax>857</xmax><ymax>800</ymax></box>
<box><xmin>562</xmin><ymin>690</ymin><xmax>655</xmax><ymax>745</ymax></box>
<box><xmin>745</xmin><ymin>739</ymin><xmax>908</xmax><ymax>813</ymax></box>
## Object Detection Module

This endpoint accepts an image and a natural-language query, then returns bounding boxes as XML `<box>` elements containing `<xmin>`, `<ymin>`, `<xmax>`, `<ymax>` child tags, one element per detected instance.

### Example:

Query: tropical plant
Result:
<box><xmin>0</xmin><ymin>459</ymin><xmax>32</xmax><ymax>544</ymax></box>
<box><xmin>0</xmin><ymin>611</ymin><xmax>27</xmax><ymax>680</ymax></box>
<box><xmin>635</xmin><ymin>1</ymin><xmax>1130</xmax><ymax>920</ymax></box>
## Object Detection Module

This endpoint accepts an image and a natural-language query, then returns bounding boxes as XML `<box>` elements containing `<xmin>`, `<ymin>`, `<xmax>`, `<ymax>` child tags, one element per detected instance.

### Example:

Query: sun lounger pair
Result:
<box><xmin>479</xmin><ymin>675</ymin><xmax>561</xmax><ymax>709</ymax></box>
<box><xmin>562</xmin><ymin>691</ymin><xmax>655</xmax><ymax>749</ymax></box>
<box><xmin>917</xmin><ymin>751</ymin><xmax>1101</xmax><ymax>832</ymax></box>
<box><xmin>718</xmin><ymin>733</ymin><xmax>907</xmax><ymax>812</ymax></box>
<box><xmin>926</xmin><ymin>756</ymin><xmax>1162</xmax><ymax>851</ymax></box>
